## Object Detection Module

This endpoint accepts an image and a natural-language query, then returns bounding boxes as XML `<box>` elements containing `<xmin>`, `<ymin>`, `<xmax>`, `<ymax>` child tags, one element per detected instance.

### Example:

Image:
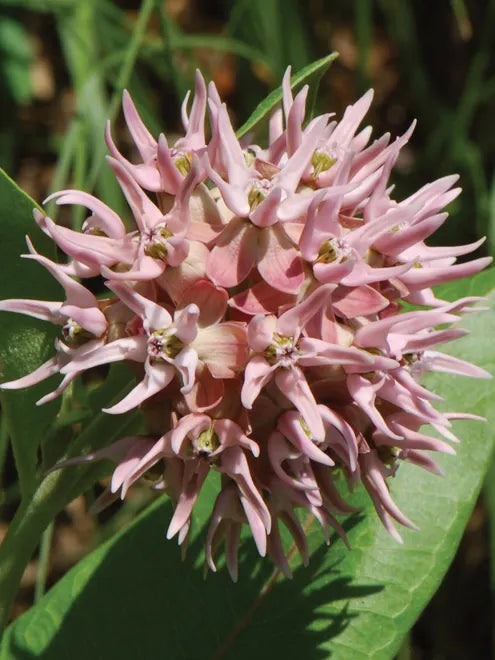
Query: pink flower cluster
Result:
<box><xmin>1</xmin><ymin>69</ymin><xmax>491</xmax><ymax>580</ymax></box>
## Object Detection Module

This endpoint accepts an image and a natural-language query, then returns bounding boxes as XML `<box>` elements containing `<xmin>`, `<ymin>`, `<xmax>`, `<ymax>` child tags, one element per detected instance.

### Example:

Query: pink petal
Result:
<box><xmin>331</xmin><ymin>285</ymin><xmax>389</xmax><ymax>318</ymax></box>
<box><xmin>44</xmin><ymin>190</ymin><xmax>126</xmax><ymax>239</ymax></box>
<box><xmin>277</xmin><ymin>284</ymin><xmax>333</xmax><ymax>336</ymax></box>
<box><xmin>277</xmin><ymin>411</ymin><xmax>334</xmax><ymax>465</ymax></box>
<box><xmin>274</xmin><ymin>367</ymin><xmax>324</xmax><ymax>441</ymax></box>
<box><xmin>106</xmin><ymin>282</ymin><xmax>171</xmax><ymax>331</ymax></box>
<box><xmin>213</xmin><ymin>419</ymin><xmax>260</xmax><ymax>457</ymax></box>
<box><xmin>420</xmin><ymin>350</ymin><xmax>492</xmax><ymax>379</ymax></box>
<box><xmin>360</xmin><ymin>451</ymin><xmax>418</xmax><ymax>530</ymax></box>
<box><xmin>183</xmin><ymin>366</ymin><xmax>224</xmax><ymax>412</ymax></box>
<box><xmin>100</xmin><ymin>254</ymin><xmax>166</xmax><ymax>282</ymax></box>
<box><xmin>177</xmin><ymin>280</ymin><xmax>227</xmax><ymax>326</ymax></box>
<box><xmin>399</xmin><ymin>257</ymin><xmax>492</xmax><ymax>289</ymax></box>
<box><xmin>347</xmin><ymin>374</ymin><xmax>402</xmax><ymax>440</ymax></box>
<box><xmin>156</xmin><ymin>133</ymin><xmax>183</xmax><ymax>193</ymax></box>
<box><xmin>241</xmin><ymin>356</ymin><xmax>277</xmax><ymax>409</ymax></box>
<box><xmin>167</xmin><ymin>462</ymin><xmax>209</xmax><ymax>539</ymax></box>
<box><xmin>298</xmin><ymin>337</ymin><xmax>373</xmax><ymax>369</ymax></box>
<box><xmin>36</xmin><ymin>214</ymin><xmax>135</xmax><ymax>269</ymax></box>
<box><xmin>158</xmin><ymin>240</ymin><xmax>209</xmax><ymax>304</ymax></box>
<box><xmin>194</xmin><ymin>323</ymin><xmax>249</xmax><ymax>378</ymax></box>
<box><xmin>59</xmin><ymin>304</ymin><xmax>107</xmax><ymax>337</ymax></box>
<box><xmin>286</xmin><ymin>85</ymin><xmax>308</xmax><ymax>156</ymax></box>
<box><xmin>207</xmin><ymin>218</ymin><xmax>258</xmax><ymax>288</ymax></box>
<box><xmin>179</xmin><ymin>69</ymin><xmax>207</xmax><ymax>148</ymax></box>
<box><xmin>174</xmin><ymin>304</ymin><xmax>199</xmax><ymax>344</ymax></box>
<box><xmin>249</xmin><ymin>187</ymin><xmax>283</xmax><ymax>228</ymax></box>
<box><xmin>170</xmin><ymin>414</ymin><xmax>210</xmax><ymax>455</ymax></box>
<box><xmin>122</xmin><ymin>89</ymin><xmax>157</xmax><ymax>161</ymax></box>
<box><xmin>104</xmin><ymin>360</ymin><xmax>174</xmax><ymax>414</ymax></box>
<box><xmin>247</xmin><ymin>314</ymin><xmax>276</xmax><ymax>352</ymax></box>
<box><xmin>0</xmin><ymin>298</ymin><xmax>62</xmax><ymax>324</ymax></box>
<box><xmin>174</xmin><ymin>346</ymin><xmax>199</xmax><ymax>393</ymax></box>
<box><xmin>313</xmin><ymin>257</ymin><xmax>356</xmax><ymax>285</ymax></box>
<box><xmin>60</xmin><ymin>336</ymin><xmax>147</xmax><ymax>374</ymax></box>
<box><xmin>229</xmin><ymin>280</ymin><xmax>295</xmax><ymax>316</ymax></box>
<box><xmin>257</xmin><ymin>224</ymin><xmax>304</xmax><ymax>294</ymax></box>
<box><xmin>0</xmin><ymin>356</ymin><xmax>60</xmax><ymax>391</ymax></box>
<box><xmin>107</xmin><ymin>157</ymin><xmax>162</xmax><ymax>232</ymax></box>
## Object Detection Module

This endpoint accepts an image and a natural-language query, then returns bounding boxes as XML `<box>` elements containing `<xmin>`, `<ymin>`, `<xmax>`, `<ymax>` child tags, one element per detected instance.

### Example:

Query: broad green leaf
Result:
<box><xmin>0</xmin><ymin>170</ymin><xmax>61</xmax><ymax>498</ymax></box>
<box><xmin>235</xmin><ymin>52</ymin><xmax>338</xmax><ymax>139</ymax></box>
<box><xmin>3</xmin><ymin>271</ymin><xmax>494</xmax><ymax>658</ymax></box>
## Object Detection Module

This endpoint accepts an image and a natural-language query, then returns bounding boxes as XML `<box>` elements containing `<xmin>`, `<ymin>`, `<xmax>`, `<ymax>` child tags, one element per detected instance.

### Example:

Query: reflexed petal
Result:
<box><xmin>104</xmin><ymin>360</ymin><xmax>174</xmax><ymax>414</ymax></box>
<box><xmin>241</xmin><ymin>356</ymin><xmax>277</xmax><ymax>409</ymax></box>
<box><xmin>174</xmin><ymin>347</ymin><xmax>199</xmax><ymax>393</ymax></box>
<box><xmin>207</xmin><ymin>217</ymin><xmax>258</xmax><ymax>288</ymax></box>
<box><xmin>247</xmin><ymin>314</ymin><xmax>276</xmax><ymax>352</ymax></box>
<box><xmin>229</xmin><ymin>280</ymin><xmax>295</xmax><ymax>316</ymax></box>
<box><xmin>274</xmin><ymin>367</ymin><xmax>324</xmax><ymax>441</ymax></box>
<box><xmin>331</xmin><ymin>285</ymin><xmax>389</xmax><ymax>318</ymax></box>
<box><xmin>194</xmin><ymin>323</ymin><xmax>249</xmax><ymax>378</ymax></box>
<box><xmin>178</xmin><ymin>279</ymin><xmax>228</xmax><ymax>326</ymax></box>
<box><xmin>0</xmin><ymin>298</ymin><xmax>62</xmax><ymax>324</ymax></box>
<box><xmin>45</xmin><ymin>190</ymin><xmax>126</xmax><ymax>238</ymax></box>
<box><xmin>106</xmin><ymin>282</ymin><xmax>172</xmax><ymax>331</ymax></box>
<box><xmin>257</xmin><ymin>224</ymin><xmax>304</xmax><ymax>294</ymax></box>
<box><xmin>60</xmin><ymin>336</ymin><xmax>147</xmax><ymax>373</ymax></box>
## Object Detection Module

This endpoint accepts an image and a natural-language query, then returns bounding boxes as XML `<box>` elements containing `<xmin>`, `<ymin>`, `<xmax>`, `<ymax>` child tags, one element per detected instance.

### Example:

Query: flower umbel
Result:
<box><xmin>1</xmin><ymin>68</ymin><xmax>491</xmax><ymax>581</ymax></box>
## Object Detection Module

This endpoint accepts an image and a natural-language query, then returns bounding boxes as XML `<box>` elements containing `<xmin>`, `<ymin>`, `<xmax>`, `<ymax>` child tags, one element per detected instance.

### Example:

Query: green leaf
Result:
<box><xmin>3</xmin><ymin>270</ymin><xmax>494</xmax><ymax>658</ymax></box>
<box><xmin>0</xmin><ymin>170</ymin><xmax>61</xmax><ymax>498</ymax></box>
<box><xmin>235</xmin><ymin>52</ymin><xmax>339</xmax><ymax>139</ymax></box>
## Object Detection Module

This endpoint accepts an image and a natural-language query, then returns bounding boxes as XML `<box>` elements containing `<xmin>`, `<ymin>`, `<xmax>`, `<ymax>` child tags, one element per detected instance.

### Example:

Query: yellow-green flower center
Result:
<box><xmin>196</xmin><ymin>427</ymin><xmax>219</xmax><ymax>456</ymax></box>
<box><xmin>62</xmin><ymin>319</ymin><xmax>94</xmax><ymax>347</ymax></box>
<box><xmin>148</xmin><ymin>329</ymin><xmax>183</xmax><ymax>361</ymax></box>
<box><xmin>264</xmin><ymin>333</ymin><xmax>297</xmax><ymax>367</ymax></box>
<box><xmin>311</xmin><ymin>149</ymin><xmax>336</xmax><ymax>177</ymax></box>
<box><xmin>143</xmin><ymin>226</ymin><xmax>173</xmax><ymax>261</ymax></box>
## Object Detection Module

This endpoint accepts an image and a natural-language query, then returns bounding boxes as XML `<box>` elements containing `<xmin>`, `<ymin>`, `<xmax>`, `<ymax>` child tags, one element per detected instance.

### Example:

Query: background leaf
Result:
<box><xmin>0</xmin><ymin>17</ymin><xmax>33</xmax><ymax>105</ymax></box>
<box><xmin>0</xmin><ymin>170</ymin><xmax>61</xmax><ymax>498</ymax></box>
<box><xmin>3</xmin><ymin>271</ymin><xmax>494</xmax><ymax>658</ymax></box>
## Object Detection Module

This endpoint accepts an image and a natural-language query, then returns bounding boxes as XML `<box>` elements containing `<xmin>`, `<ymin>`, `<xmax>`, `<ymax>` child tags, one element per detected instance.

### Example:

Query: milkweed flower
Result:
<box><xmin>1</xmin><ymin>67</ymin><xmax>491</xmax><ymax>581</ymax></box>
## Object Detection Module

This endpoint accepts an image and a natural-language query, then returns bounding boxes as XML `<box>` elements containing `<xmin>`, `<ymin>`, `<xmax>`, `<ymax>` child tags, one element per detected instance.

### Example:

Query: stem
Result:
<box><xmin>34</xmin><ymin>521</ymin><xmax>54</xmax><ymax>603</ymax></box>
<box><xmin>0</xmin><ymin>401</ymin><xmax>138</xmax><ymax>633</ymax></box>
<box><xmin>0</xmin><ymin>465</ymin><xmax>95</xmax><ymax>633</ymax></box>
<box><xmin>0</xmin><ymin>472</ymin><xmax>60</xmax><ymax>632</ymax></box>
<box><xmin>0</xmin><ymin>417</ymin><xmax>9</xmax><ymax>491</ymax></box>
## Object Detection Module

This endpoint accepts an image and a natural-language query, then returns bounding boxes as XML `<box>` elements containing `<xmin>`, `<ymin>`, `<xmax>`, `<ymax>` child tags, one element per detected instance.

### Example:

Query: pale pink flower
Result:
<box><xmin>105</xmin><ymin>70</ymin><xmax>208</xmax><ymax>193</ymax></box>
<box><xmin>241</xmin><ymin>285</ymin><xmax>374</xmax><ymax>440</ymax></box>
<box><xmin>3</xmin><ymin>66</ymin><xmax>492</xmax><ymax>580</ymax></box>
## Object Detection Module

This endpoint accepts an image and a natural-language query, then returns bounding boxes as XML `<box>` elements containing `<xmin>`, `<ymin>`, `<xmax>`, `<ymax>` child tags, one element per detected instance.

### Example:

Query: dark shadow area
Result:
<box><xmin>407</xmin><ymin>494</ymin><xmax>493</xmax><ymax>660</ymax></box>
<box><xmin>3</xmin><ymin>504</ymin><xmax>382</xmax><ymax>660</ymax></box>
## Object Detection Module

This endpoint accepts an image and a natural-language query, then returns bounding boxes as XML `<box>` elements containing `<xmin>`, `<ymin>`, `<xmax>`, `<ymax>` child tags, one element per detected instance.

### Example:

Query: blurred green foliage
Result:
<box><xmin>0</xmin><ymin>0</ymin><xmax>493</xmax><ymax>257</ymax></box>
